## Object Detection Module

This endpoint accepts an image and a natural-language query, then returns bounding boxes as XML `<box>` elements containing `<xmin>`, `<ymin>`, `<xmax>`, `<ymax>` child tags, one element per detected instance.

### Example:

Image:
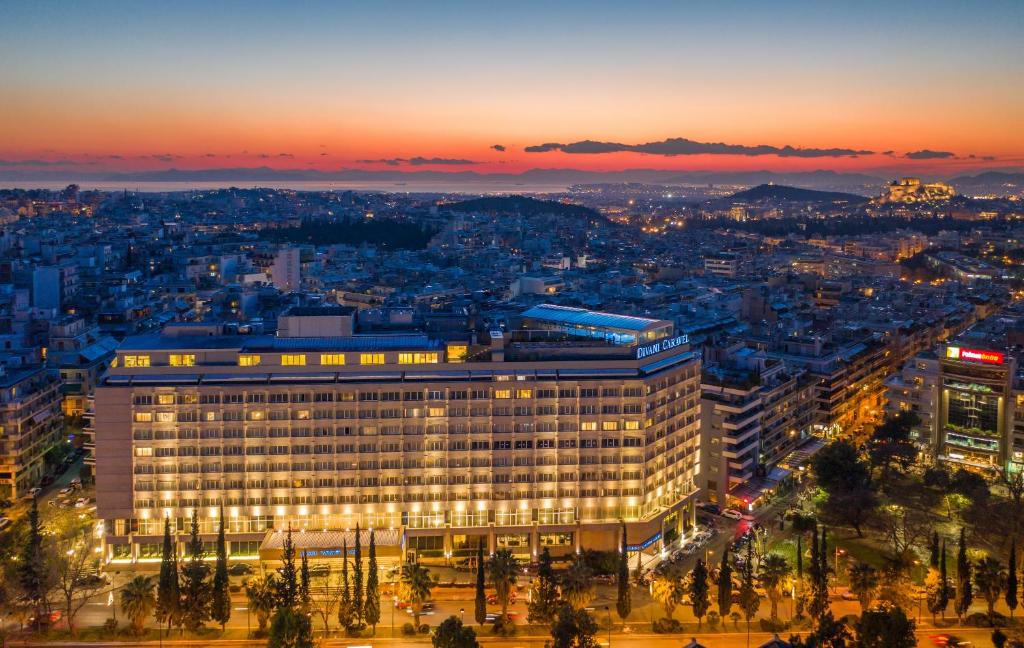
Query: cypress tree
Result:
<box><xmin>1008</xmin><ymin>540</ymin><xmax>1019</xmax><ymax>619</ymax></box>
<box><xmin>18</xmin><ymin>497</ymin><xmax>47</xmax><ymax>624</ymax></box>
<box><xmin>795</xmin><ymin>534</ymin><xmax>805</xmax><ymax>619</ymax></box>
<box><xmin>277</xmin><ymin>524</ymin><xmax>298</xmax><ymax>609</ymax></box>
<box><xmin>211</xmin><ymin>507</ymin><xmax>231</xmax><ymax>630</ymax></box>
<box><xmin>474</xmin><ymin>539</ymin><xmax>487</xmax><ymax>626</ymax></box>
<box><xmin>352</xmin><ymin>524</ymin><xmax>364</xmax><ymax>624</ymax></box>
<box><xmin>300</xmin><ymin>551</ymin><xmax>310</xmax><ymax>608</ymax></box>
<box><xmin>718</xmin><ymin>545</ymin><xmax>733</xmax><ymax>619</ymax></box>
<box><xmin>929</xmin><ymin>531</ymin><xmax>940</xmax><ymax>570</ymax></box>
<box><xmin>155</xmin><ymin>516</ymin><xmax>180</xmax><ymax>634</ymax></box>
<box><xmin>616</xmin><ymin>522</ymin><xmax>631</xmax><ymax>623</ymax></box>
<box><xmin>180</xmin><ymin>509</ymin><xmax>211</xmax><ymax>631</ymax></box>
<box><xmin>338</xmin><ymin>539</ymin><xmax>354</xmax><ymax>629</ymax></box>
<box><xmin>528</xmin><ymin>546</ymin><xmax>560</xmax><ymax>625</ymax></box>
<box><xmin>364</xmin><ymin>529</ymin><xmax>380</xmax><ymax>633</ymax></box>
<box><xmin>939</xmin><ymin>541</ymin><xmax>950</xmax><ymax>619</ymax></box>
<box><xmin>955</xmin><ymin>527</ymin><xmax>972</xmax><ymax>621</ymax></box>
<box><xmin>691</xmin><ymin>558</ymin><xmax>711</xmax><ymax>629</ymax></box>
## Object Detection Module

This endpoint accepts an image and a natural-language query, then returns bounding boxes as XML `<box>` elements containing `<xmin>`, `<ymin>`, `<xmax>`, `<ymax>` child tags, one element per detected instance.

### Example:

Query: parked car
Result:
<box><xmin>59</xmin><ymin>486</ymin><xmax>76</xmax><ymax>495</ymax></box>
<box><xmin>721</xmin><ymin>508</ymin><xmax>743</xmax><ymax>520</ymax></box>
<box><xmin>930</xmin><ymin>634</ymin><xmax>972</xmax><ymax>647</ymax></box>
<box><xmin>0</xmin><ymin>499</ymin><xmax>11</xmax><ymax>509</ymax></box>
<box><xmin>697</xmin><ymin>502</ymin><xmax>721</xmax><ymax>515</ymax></box>
<box><xmin>0</xmin><ymin>517</ymin><xmax>11</xmax><ymax>531</ymax></box>
<box><xmin>28</xmin><ymin>610</ymin><xmax>62</xmax><ymax>628</ymax></box>
<box><xmin>69</xmin><ymin>478</ymin><xmax>82</xmax><ymax>487</ymax></box>
<box><xmin>229</xmin><ymin>563</ymin><xmax>254</xmax><ymax>576</ymax></box>
<box><xmin>487</xmin><ymin>592</ymin><xmax>517</xmax><ymax>605</ymax></box>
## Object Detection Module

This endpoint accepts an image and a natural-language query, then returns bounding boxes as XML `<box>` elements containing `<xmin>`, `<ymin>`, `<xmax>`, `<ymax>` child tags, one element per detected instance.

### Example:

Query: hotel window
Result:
<box><xmin>157</xmin><ymin>394</ymin><xmax>175</xmax><ymax>405</ymax></box>
<box><xmin>281</xmin><ymin>354</ymin><xmax>307</xmax><ymax>366</ymax></box>
<box><xmin>602</xmin><ymin>421</ymin><xmax>620</xmax><ymax>431</ymax></box>
<box><xmin>515</xmin><ymin>389</ymin><xmax>533</xmax><ymax>399</ymax></box>
<box><xmin>169</xmin><ymin>354</ymin><xmax>196</xmax><ymax>367</ymax></box>
<box><xmin>581</xmin><ymin>421</ymin><xmax>598</xmax><ymax>431</ymax></box>
<box><xmin>123</xmin><ymin>355</ymin><xmax>151</xmax><ymax>368</ymax></box>
<box><xmin>624</xmin><ymin>420</ymin><xmax>641</xmax><ymax>430</ymax></box>
<box><xmin>398</xmin><ymin>352</ymin><xmax>439</xmax><ymax>365</ymax></box>
<box><xmin>238</xmin><ymin>354</ymin><xmax>261</xmax><ymax>367</ymax></box>
<box><xmin>494</xmin><ymin>389</ymin><xmax>511</xmax><ymax>399</ymax></box>
<box><xmin>360</xmin><ymin>353</ymin><xmax>385</xmax><ymax>365</ymax></box>
<box><xmin>428</xmin><ymin>407</ymin><xmax>445</xmax><ymax>417</ymax></box>
<box><xmin>447</xmin><ymin>344</ymin><xmax>468</xmax><ymax>363</ymax></box>
<box><xmin>320</xmin><ymin>353</ymin><xmax>346</xmax><ymax>366</ymax></box>
<box><xmin>135</xmin><ymin>447</ymin><xmax>153</xmax><ymax>457</ymax></box>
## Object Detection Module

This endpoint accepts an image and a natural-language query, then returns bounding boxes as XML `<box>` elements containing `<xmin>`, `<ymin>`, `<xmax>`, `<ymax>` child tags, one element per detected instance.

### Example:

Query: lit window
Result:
<box><xmin>428</xmin><ymin>407</ymin><xmax>445</xmax><ymax>417</ymax></box>
<box><xmin>624</xmin><ymin>420</ymin><xmax>641</xmax><ymax>430</ymax></box>
<box><xmin>360</xmin><ymin>353</ymin><xmax>385</xmax><ymax>365</ymax></box>
<box><xmin>156</xmin><ymin>412</ymin><xmax>174</xmax><ymax>423</ymax></box>
<box><xmin>157</xmin><ymin>394</ymin><xmax>175</xmax><ymax>405</ymax></box>
<box><xmin>581</xmin><ymin>422</ymin><xmax>597</xmax><ymax>431</ymax></box>
<box><xmin>602</xmin><ymin>421</ymin><xmax>619</xmax><ymax>431</ymax></box>
<box><xmin>135</xmin><ymin>447</ymin><xmax>153</xmax><ymax>457</ymax></box>
<box><xmin>281</xmin><ymin>354</ymin><xmax>307</xmax><ymax>366</ymax></box>
<box><xmin>134</xmin><ymin>412</ymin><xmax>153</xmax><ymax>422</ymax></box>
<box><xmin>516</xmin><ymin>389</ymin><xmax>532</xmax><ymax>399</ymax></box>
<box><xmin>123</xmin><ymin>355</ymin><xmax>151</xmax><ymax>368</ymax></box>
<box><xmin>398</xmin><ymin>352</ymin><xmax>439</xmax><ymax>364</ymax></box>
<box><xmin>494</xmin><ymin>390</ymin><xmax>511</xmax><ymax>399</ymax></box>
<box><xmin>239</xmin><ymin>354</ymin><xmax>261</xmax><ymax>367</ymax></box>
<box><xmin>447</xmin><ymin>344</ymin><xmax>468</xmax><ymax>363</ymax></box>
<box><xmin>169</xmin><ymin>354</ymin><xmax>196</xmax><ymax>367</ymax></box>
<box><xmin>320</xmin><ymin>354</ymin><xmax>346</xmax><ymax>366</ymax></box>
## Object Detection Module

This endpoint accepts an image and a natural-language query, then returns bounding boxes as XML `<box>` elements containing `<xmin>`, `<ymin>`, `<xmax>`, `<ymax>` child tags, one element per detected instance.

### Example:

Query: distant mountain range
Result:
<box><xmin>724</xmin><ymin>184</ymin><xmax>868</xmax><ymax>203</ymax></box>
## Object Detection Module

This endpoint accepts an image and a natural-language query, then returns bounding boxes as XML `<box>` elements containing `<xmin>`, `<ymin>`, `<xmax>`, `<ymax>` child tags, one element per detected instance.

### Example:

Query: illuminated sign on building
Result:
<box><xmin>636</xmin><ymin>334</ymin><xmax>688</xmax><ymax>360</ymax></box>
<box><xmin>946</xmin><ymin>346</ymin><xmax>1005</xmax><ymax>365</ymax></box>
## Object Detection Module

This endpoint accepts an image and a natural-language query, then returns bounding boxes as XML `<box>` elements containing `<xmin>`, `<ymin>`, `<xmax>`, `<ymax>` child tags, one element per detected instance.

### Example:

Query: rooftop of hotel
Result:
<box><xmin>520</xmin><ymin>304</ymin><xmax>669</xmax><ymax>333</ymax></box>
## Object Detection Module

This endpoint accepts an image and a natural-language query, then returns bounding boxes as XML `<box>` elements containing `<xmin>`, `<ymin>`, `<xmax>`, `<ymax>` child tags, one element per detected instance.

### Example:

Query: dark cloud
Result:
<box><xmin>203</xmin><ymin>153</ymin><xmax>217</xmax><ymax>158</ymax></box>
<box><xmin>357</xmin><ymin>157</ymin><xmax>477</xmax><ymax>166</ymax></box>
<box><xmin>525</xmin><ymin>137</ymin><xmax>874</xmax><ymax>158</ymax></box>
<box><xmin>0</xmin><ymin>158</ymin><xmax>80</xmax><ymax>167</ymax></box>
<box><xmin>320</xmin><ymin>152</ymin><xmax>328</xmax><ymax>156</ymax></box>
<box><xmin>107</xmin><ymin>154</ymin><xmax>124</xmax><ymax>160</ymax></box>
<box><xmin>882</xmin><ymin>150</ymin><xmax>895</xmax><ymax>156</ymax></box>
<box><xmin>277</xmin><ymin>153</ymin><xmax>294</xmax><ymax>158</ymax></box>
<box><xmin>491</xmin><ymin>144</ymin><xmax>506</xmax><ymax>152</ymax></box>
<box><xmin>904</xmin><ymin>149</ymin><xmax>955</xmax><ymax>160</ymax></box>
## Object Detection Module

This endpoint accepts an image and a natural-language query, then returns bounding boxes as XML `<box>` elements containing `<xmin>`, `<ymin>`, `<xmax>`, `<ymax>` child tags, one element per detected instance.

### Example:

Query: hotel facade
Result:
<box><xmin>92</xmin><ymin>305</ymin><xmax>702</xmax><ymax>565</ymax></box>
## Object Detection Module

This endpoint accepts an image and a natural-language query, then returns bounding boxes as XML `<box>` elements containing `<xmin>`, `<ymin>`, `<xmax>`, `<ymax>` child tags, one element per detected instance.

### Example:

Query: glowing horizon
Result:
<box><xmin>2</xmin><ymin>1</ymin><xmax>1022</xmax><ymax>177</ymax></box>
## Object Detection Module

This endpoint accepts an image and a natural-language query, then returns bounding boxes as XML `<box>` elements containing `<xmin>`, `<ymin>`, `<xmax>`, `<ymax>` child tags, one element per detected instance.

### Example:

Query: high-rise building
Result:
<box><xmin>0</xmin><ymin>364</ymin><xmax>64</xmax><ymax>499</ymax></box>
<box><xmin>271</xmin><ymin>247</ymin><xmax>301</xmax><ymax>292</ymax></box>
<box><xmin>93</xmin><ymin>306</ymin><xmax>702</xmax><ymax>565</ymax></box>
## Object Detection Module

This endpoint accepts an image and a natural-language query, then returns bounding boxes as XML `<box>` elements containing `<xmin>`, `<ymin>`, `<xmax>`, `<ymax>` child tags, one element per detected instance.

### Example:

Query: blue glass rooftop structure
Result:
<box><xmin>520</xmin><ymin>304</ymin><xmax>672</xmax><ymax>346</ymax></box>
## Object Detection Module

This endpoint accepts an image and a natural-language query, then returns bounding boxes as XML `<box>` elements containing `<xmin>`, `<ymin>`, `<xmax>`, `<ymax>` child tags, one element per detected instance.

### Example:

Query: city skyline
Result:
<box><xmin>2</xmin><ymin>1</ymin><xmax>1023</xmax><ymax>179</ymax></box>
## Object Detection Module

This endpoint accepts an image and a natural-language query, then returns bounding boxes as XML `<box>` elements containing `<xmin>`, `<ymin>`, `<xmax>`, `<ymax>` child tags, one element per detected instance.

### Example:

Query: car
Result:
<box><xmin>930</xmin><ymin>634</ymin><xmax>972</xmax><ymax>647</ymax></box>
<box><xmin>721</xmin><ymin>509</ymin><xmax>743</xmax><ymax>520</ymax></box>
<box><xmin>0</xmin><ymin>517</ymin><xmax>11</xmax><ymax>531</ymax></box>
<box><xmin>229</xmin><ymin>563</ymin><xmax>254</xmax><ymax>576</ymax></box>
<box><xmin>486</xmin><ymin>592</ymin><xmax>517</xmax><ymax>605</ymax></box>
<box><xmin>74</xmin><ymin>497</ymin><xmax>91</xmax><ymax>508</ymax></box>
<box><xmin>28</xmin><ymin>487</ymin><xmax>42</xmax><ymax>497</ymax></box>
<box><xmin>840</xmin><ymin>590</ymin><xmax>858</xmax><ymax>601</ymax></box>
<box><xmin>59</xmin><ymin>486</ymin><xmax>75</xmax><ymax>495</ymax></box>
<box><xmin>28</xmin><ymin>610</ymin><xmax>62</xmax><ymax>628</ymax></box>
<box><xmin>41</xmin><ymin>475</ymin><xmax>55</xmax><ymax>486</ymax></box>
<box><xmin>69</xmin><ymin>478</ymin><xmax>82</xmax><ymax>487</ymax></box>
<box><xmin>697</xmin><ymin>502</ymin><xmax>721</xmax><ymax>515</ymax></box>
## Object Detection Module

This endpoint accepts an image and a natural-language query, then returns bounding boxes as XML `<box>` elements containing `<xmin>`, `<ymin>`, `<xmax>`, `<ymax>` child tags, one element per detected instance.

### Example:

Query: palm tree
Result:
<box><xmin>759</xmin><ymin>554</ymin><xmax>791</xmax><ymax>622</ymax></box>
<box><xmin>975</xmin><ymin>557</ymin><xmax>1007</xmax><ymax>617</ymax></box>
<box><xmin>245</xmin><ymin>574</ymin><xmax>279</xmax><ymax>634</ymax></box>
<box><xmin>847</xmin><ymin>562</ymin><xmax>880</xmax><ymax>612</ymax></box>
<box><xmin>400</xmin><ymin>562</ymin><xmax>433</xmax><ymax>628</ymax></box>
<box><xmin>120</xmin><ymin>576</ymin><xmax>156</xmax><ymax>636</ymax></box>
<box><xmin>650</xmin><ymin>558</ymin><xmax>687</xmax><ymax>620</ymax></box>
<box><xmin>488</xmin><ymin>549</ymin><xmax>520</xmax><ymax>619</ymax></box>
<box><xmin>560</xmin><ymin>559</ymin><xmax>595</xmax><ymax>610</ymax></box>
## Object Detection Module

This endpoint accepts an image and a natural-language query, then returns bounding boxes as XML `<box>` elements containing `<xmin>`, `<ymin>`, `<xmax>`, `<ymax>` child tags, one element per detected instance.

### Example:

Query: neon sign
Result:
<box><xmin>946</xmin><ymin>346</ymin><xmax>1004</xmax><ymax>365</ymax></box>
<box><xmin>636</xmin><ymin>335</ymin><xmax>688</xmax><ymax>360</ymax></box>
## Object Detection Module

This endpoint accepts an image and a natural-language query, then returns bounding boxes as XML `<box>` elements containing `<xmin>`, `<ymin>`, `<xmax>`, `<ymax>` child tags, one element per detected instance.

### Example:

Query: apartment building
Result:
<box><xmin>93</xmin><ymin>305</ymin><xmax>702</xmax><ymax>564</ymax></box>
<box><xmin>0</xmin><ymin>364</ymin><xmax>64</xmax><ymax>499</ymax></box>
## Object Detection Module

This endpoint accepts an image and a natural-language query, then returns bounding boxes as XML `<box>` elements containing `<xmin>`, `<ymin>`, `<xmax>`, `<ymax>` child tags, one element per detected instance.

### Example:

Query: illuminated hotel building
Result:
<box><xmin>93</xmin><ymin>305</ymin><xmax>701</xmax><ymax>564</ymax></box>
<box><xmin>886</xmin><ymin>306</ymin><xmax>1024</xmax><ymax>471</ymax></box>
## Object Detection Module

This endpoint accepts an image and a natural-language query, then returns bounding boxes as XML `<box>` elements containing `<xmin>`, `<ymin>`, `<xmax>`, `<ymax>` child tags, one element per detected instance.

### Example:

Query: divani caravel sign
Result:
<box><xmin>635</xmin><ymin>334</ymin><xmax>688</xmax><ymax>360</ymax></box>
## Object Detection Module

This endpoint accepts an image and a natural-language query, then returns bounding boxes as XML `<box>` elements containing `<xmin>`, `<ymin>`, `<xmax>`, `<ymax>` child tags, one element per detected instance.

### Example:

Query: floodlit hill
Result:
<box><xmin>442</xmin><ymin>195</ymin><xmax>599</xmax><ymax>219</ymax></box>
<box><xmin>726</xmin><ymin>184</ymin><xmax>869</xmax><ymax>203</ymax></box>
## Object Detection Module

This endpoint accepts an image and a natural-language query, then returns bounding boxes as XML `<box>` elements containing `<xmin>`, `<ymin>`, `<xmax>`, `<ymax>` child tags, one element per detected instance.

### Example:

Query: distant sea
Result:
<box><xmin>0</xmin><ymin>180</ymin><xmax>571</xmax><ymax>195</ymax></box>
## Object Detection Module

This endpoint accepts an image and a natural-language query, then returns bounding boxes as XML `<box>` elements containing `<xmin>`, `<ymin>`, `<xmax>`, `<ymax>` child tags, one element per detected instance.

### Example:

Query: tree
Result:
<box><xmin>120</xmin><ymin>575</ymin><xmax>156</xmax><ymax>636</ymax></box>
<box><xmin>929</xmin><ymin>531</ymin><xmax>940</xmax><ymax>570</ymax></box>
<box><xmin>337</xmin><ymin>539</ymin><xmax>355</xmax><ymax>630</ymax></box>
<box><xmin>795</xmin><ymin>534</ymin><xmax>807</xmax><ymax>619</ymax></box>
<box><xmin>955</xmin><ymin>528</ymin><xmax>973</xmax><ymax>622</ymax></box>
<box><xmin>550</xmin><ymin>603</ymin><xmax>600</xmax><ymax>648</ymax></box>
<box><xmin>808</xmin><ymin>526</ymin><xmax>830</xmax><ymax>624</ymax></box>
<box><xmin>364</xmin><ymin>529</ymin><xmax>380</xmax><ymax>633</ymax></box>
<box><xmin>433</xmin><ymin>615</ymin><xmax>480</xmax><ymax>648</ymax></box>
<box><xmin>690</xmin><ymin>558</ymin><xmax>711</xmax><ymax>628</ymax></box>
<box><xmin>267</xmin><ymin>606</ymin><xmax>314</xmax><ymax>648</ymax></box>
<box><xmin>488</xmin><ymin>549</ymin><xmax>520</xmax><ymax>619</ymax></box>
<box><xmin>718</xmin><ymin>545</ymin><xmax>734</xmax><ymax>619</ymax></box>
<box><xmin>18</xmin><ymin>497</ymin><xmax>52</xmax><ymax>627</ymax></box>
<box><xmin>854</xmin><ymin>605</ymin><xmax>916</xmax><ymax>648</ymax></box>
<box><xmin>813</xmin><ymin>440</ymin><xmax>877</xmax><ymax>536</ymax></box>
<box><xmin>951</xmin><ymin>469</ymin><xmax>990</xmax><ymax>505</ymax></box>
<box><xmin>179</xmin><ymin>510</ymin><xmax>211</xmax><ymax>631</ymax></box>
<box><xmin>739</xmin><ymin>540</ymin><xmax>760</xmax><ymax>641</ymax></box>
<box><xmin>309</xmin><ymin>571</ymin><xmax>344</xmax><ymax>638</ymax></box>
<box><xmin>788</xmin><ymin>611</ymin><xmax>852</xmax><ymax>648</ymax></box>
<box><xmin>761</xmin><ymin>554</ymin><xmax>791</xmax><ymax>622</ymax></box>
<box><xmin>650</xmin><ymin>556</ymin><xmax>686</xmax><ymax>619</ymax></box>
<box><xmin>277</xmin><ymin>524</ymin><xmax>299</xmax><ymax>609</ymax></box>
<box><xmin>473</xmin><ymin>540</ymin><xmax>487</xmax><ymax>627</ymax></box>
<box><xmin>561</xmin><ymin>558</ymin><xmax>596</xmax><ymax>610</ymax></box>
<box><xmin>1007</xmin><ymin>540</ymin><xmax>1018</xmax><ymax>619</ymax></box>
<box><xmin>400</xmin><ymin>561</ymin><xmax>433</xmax><ymax>628</ymax></box>
<box><xmin>352</xmin><ymin>524</ymin><xmax>363</xmax><ymax>624</ymax></box>
<box><xmin>155</xmin><ymin>517</ymin><xmax>180</xmax><ymax>634</ymax></box>
<box><xmin>847</xmin><ymin>562</ymin><xmax>879</xmax><ymax>612</ymax></box>
<box><xmin>246</xmin><ymin>574</ymin><xmax>278</xmax><ymax>635</ymax></box>
<box><xmin>975</xmin><ymin>557</ymin><xmax>1007</xmax><ymax>617</ymax></box>
<box><xmin>616</xmin><ymin>523</ymin><xmax>631</xmax><ymax>624</ymax></box>
<box><xmin>992</xmin><ymin>628</ymin><xmax>1009</xmax><ymax>648</ymax></box>
<box><xmin>867</xmin><ymin>412</ymin><xmax>920</xmax><ymax>480</ymax></box>
<box><xmin>299</xmin><ymin>552</ymin><xmax>310</xmax><ymax>610</ymax></box>
<box><xmin>54</xmin><ymin>524</ymin><xmax>104</xmax><ymax>635</ymax></box>
<box><xmin>528</xmin><ymin>547</ymin><xmax>560</xmax><ymax>626</ymax></box>
<box><xmin>926</xmin><ymin>544</ymin><xmax>950</xmax><ymax>623</ymax></box>
<box><xmin>211</xmin><ymin>507</ymin><xmax>231</xmax><ymax>630</ymax></box>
